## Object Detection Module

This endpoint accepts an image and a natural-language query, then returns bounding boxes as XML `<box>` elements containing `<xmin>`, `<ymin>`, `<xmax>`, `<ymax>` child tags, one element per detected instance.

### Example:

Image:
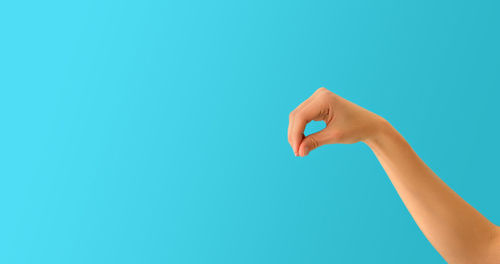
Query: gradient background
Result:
<box><xmin>1</xmin><ymin>0</ymin><xmax>499</xmax><ymax>263</ymax></box>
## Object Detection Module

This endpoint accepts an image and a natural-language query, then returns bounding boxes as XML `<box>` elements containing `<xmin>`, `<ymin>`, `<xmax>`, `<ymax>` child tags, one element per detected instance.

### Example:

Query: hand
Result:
<box><xmin>288</xmin><ymin>87</ymin><xmax>387</xmax><ymax>157</ymax></box>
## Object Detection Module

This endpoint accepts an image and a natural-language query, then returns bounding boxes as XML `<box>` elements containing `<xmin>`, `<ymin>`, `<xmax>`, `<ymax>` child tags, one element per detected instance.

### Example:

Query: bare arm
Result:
<box><xmin>288</xmin><ymin>88</ymin><xmax>500</xmax><ymax>263</ymax></box>
<box><xmin>365</xmin><ymin>120</ymin><xmax>500</xmax><ymax>263</ymax></box>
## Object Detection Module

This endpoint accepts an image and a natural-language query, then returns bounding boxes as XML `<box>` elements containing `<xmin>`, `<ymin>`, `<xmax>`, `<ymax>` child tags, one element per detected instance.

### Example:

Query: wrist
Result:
<box><xmin>363</xmin><ymin>117</ymin><xmax>394</xmax><ymax>148</ymax></box>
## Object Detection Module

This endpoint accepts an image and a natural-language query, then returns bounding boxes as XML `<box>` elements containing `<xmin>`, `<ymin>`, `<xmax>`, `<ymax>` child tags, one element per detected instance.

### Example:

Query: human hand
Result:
<box><xmin>288</xmin><ymin>87</ymin><xmax>388</xmax><ymax>157</ymax></box>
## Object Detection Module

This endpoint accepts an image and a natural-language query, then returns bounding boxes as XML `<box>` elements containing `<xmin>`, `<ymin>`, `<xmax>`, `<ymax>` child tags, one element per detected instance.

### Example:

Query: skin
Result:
<box><xmin>288</xmin><ymin>87</ymin><xmax>500</xmax><ymax>264</ymax></box>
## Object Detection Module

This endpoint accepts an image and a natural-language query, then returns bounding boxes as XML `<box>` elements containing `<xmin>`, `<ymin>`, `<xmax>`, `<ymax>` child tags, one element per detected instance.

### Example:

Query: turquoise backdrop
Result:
<box><xmin>1</xmin><ymin>0</ymin><xmax>499</xmax><ymax>263</ymax></box>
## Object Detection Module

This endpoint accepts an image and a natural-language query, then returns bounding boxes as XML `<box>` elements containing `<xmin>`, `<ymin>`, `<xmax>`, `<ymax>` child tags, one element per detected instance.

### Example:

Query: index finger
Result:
<box><xmin>288</xmin><ymin>94</ymin><xmax>321</xmax><ymax>155</ymax></box>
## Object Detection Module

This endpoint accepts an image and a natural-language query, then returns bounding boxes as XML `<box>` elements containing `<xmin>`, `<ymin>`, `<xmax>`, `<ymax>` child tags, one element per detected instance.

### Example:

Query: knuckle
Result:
<box><xmin>315</xmin><ymin>87</ymin><xmax>334</xmax><ymax>100</ymax></box>
<box><xmin>294</xmin><ymin>112</ymin><xmax>305</xmax><ymax>121</ymax></box>
<box><xmin>317</xmin><ymin>87</ymin><xmax>328</xmax><ymax>93</ymax></box>
<box><xmin>315</xmin><ymin>87</ymin><xmax>330</xmax><ymax>96</ymax></box>
<box><xmin>308</xmin><ymin>136</ymin><xmax>319</xmax><ymax>149</ymax></box>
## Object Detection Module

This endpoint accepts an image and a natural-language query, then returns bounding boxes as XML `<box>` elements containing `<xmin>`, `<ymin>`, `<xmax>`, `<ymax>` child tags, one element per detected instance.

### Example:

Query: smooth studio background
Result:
<box><xmin>1</xmin><ymin>0</ymin><xmax>499</xmax><ymax>263</ymax></box>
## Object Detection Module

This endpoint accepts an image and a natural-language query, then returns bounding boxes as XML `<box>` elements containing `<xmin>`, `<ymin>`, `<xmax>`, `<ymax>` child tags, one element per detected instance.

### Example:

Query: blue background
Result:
<box><xmin>1</xmin><ymin>0</ymin><xmax>499</xmax><ymax>263</ymax></box>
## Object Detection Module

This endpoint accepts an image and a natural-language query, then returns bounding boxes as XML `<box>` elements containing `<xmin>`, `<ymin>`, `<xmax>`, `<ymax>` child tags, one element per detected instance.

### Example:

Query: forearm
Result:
<box><xmin>364</xmin><ymin>120</ymin><xmax>499</xmax><ymax>264</ymax></box>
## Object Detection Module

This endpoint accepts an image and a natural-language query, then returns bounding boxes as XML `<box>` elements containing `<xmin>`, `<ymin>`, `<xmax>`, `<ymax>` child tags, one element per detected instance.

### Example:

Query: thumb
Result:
<box><xmin>298</xmin><ymin>129</ymin><xmax>332</xmax><ymax>157</ymax></box>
